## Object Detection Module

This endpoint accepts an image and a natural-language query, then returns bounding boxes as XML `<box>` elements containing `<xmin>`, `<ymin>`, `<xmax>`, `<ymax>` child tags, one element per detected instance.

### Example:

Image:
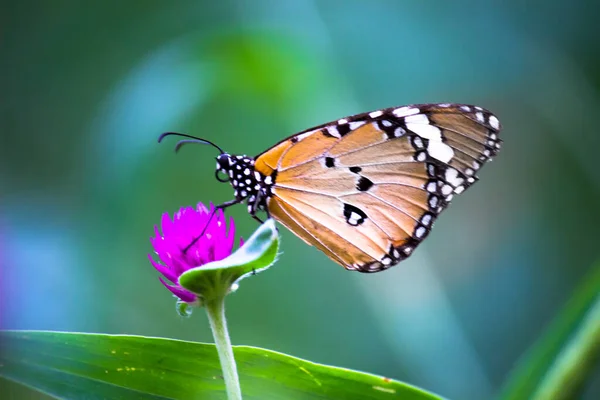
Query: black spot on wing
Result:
<box><xmin>343</xmin><ymin>203</ymin><xmax>367</xmax><ymax>226</ymax></box>
<box><xmin>356</xmin><ymin>176</ymin><xmax>373</xmax><ymax>192</ymax></box>
<box><xmin>337</xmin><ymin>123</ymin><xmax>351</xmax><ymax>136</ymax></box>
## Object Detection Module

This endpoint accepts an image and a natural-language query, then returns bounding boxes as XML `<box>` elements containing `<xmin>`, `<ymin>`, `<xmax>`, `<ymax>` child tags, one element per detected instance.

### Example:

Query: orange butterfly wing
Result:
<box><xmin>255</xmin><ymin>104</ymin><xmax>502</xmax><ymax>272</ymax></box>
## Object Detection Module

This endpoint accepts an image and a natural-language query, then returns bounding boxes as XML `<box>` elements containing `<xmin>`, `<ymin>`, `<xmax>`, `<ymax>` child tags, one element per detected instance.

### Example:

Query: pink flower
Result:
<box><xmin>148</xmin><ymin>203</ymin><xmax>243</xmax><ymax>303</ymax></box>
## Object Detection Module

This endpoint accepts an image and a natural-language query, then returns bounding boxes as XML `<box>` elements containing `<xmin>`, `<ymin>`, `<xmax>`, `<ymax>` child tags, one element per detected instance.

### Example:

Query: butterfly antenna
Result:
<box><xmin>158</xmin><ymin>132</ymin><xmax>225</xmax><ymax>154</ymax></box>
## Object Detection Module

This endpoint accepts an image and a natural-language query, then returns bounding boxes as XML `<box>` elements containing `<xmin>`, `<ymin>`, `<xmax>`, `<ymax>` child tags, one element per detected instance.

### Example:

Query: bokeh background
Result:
<box><xmin>2</xmin><ymin>1</ymin><xmax>600</xmax><ymax>399</ymax></box>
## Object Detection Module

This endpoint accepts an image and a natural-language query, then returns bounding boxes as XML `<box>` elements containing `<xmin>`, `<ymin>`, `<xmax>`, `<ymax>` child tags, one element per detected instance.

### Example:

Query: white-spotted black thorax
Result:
<box><xmin>216</xmin><ymin>153</ymin><xmax>275</xmax><ymax>214</ymax></box>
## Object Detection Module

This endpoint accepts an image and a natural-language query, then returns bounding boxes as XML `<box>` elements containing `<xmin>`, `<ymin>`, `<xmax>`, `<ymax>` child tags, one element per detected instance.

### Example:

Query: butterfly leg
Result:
<box><xmin>216</xmin><ymin>198</ymin><xmax>242</xmax><ymax>210</ymax></box>
<box><xmin>247</xmin><ymin>191</ymin><xmax>264</xmax><ymax>224</ymax></box>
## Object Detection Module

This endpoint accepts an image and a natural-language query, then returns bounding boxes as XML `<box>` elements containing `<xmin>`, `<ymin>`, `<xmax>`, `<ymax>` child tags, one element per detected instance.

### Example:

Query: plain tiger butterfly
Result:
<box><xmin>160</xmin><ymin>103</ymin><xmax>502</xmax><ymax>273</ymax></box>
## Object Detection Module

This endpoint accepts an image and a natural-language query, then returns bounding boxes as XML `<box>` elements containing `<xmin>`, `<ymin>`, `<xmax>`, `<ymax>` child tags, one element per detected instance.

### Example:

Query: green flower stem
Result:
<box><xmin>532</xmin><ymin>293</ymin><xmax>600</xmax><ymax>400</ymax></box>
<box><xmin>204</xmin><ymin>296</ymin><xmax>242</xmax><ymax>400</ymax></box>
<box><xmin>179</xmin><ymin>220</ymin><xmax>280</xmax><ymax>399</ymax></box>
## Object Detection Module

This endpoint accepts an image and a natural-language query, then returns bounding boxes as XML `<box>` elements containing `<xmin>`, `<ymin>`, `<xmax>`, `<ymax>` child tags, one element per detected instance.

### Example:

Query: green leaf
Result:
<box><xmin>497</xmin><ymin>260</ymin><xmax>600</xmax><ymax>400</ymax></box>
<box><xmin>179</xmin><ymin>219</ymin><xmax>279</xmax><ymax>303</ymax></box>
<box><xmin>0</xmin><ymin>331</ymin><xmax>443</xmax><ymax>400</ymax></box>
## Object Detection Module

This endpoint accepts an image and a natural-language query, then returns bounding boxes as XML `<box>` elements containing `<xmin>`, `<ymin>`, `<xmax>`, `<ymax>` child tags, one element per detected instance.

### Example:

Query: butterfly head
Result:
<box><xmin>159</xmin><ymin>132</ymin><xmax>276</xmax><ymax>215</ymax></box>
<box><xmin>215</xmin><ymin>153</ymin><xmax>273</xmax><ymax>213</ymax></box>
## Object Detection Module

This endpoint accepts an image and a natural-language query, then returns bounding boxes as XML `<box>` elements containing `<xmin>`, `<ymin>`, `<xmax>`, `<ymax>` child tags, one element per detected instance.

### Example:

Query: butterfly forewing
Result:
<box><xmin>254</xmin><ymin>103</ymin><xmax>501</xmax><ymax>272</ymax></box>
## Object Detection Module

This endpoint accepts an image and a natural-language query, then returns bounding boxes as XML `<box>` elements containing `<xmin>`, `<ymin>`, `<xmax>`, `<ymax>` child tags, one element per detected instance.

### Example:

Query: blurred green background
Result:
<box><xmin>2</xmin><ymin>1</ymin><xmax>600</xmax><ymax>399</ymax></box>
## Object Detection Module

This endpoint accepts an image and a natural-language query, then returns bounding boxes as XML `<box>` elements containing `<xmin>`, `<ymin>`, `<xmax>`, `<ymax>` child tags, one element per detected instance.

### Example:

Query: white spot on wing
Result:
<box><xmin>403</xmin><ymin>115</ymin><xmax>455</xmax><ymax>164</ymax></box>
<box><xmin>404</xmin><ymin>114</ymin><xmax>429</xmax><ymax>125</ymax></box>
<box><xmin>393</xmin><ymin>107</ymin><xmax>420</xmax><ymax>118</ymax></box>
<box><xmin>348</xmin><ymin>211</ymin><xmax>361</xmax><ymax>225</ymax></box>
<box><xmin>429</xmin><ymin>195</ymin><xmax>439</xmax><ymax>208</ymax></box>
<box><xmin>407</xmin><ymin>124</ymin><xmax>441</xmax><ymax>140</ymax></box>
<box><xmin>325</xmin><ymin>126</ymin><xmax>340</xmax><ymax>138</ymax></box>
<box><xmin>476</xmin><ymin>112</ymin><xmax>484</xmax><ymax>122</ymax></box>
<box><xmin>428</xmin><ymin>141</ymin><xmax>454</xmax><ymax>163</ymax></box>
<box><xmin>489</xmin><ymin>115</ymin><xmax>500</xmax><ymax>130</ymax></box>
<box><xmin>421</xmin><ymin>214</ymin><xmax>432</xmax><ymax>226</ymax></box>
<box><xmin>349</xmin><ymin>121</ymin><xmax>366</xmax><ymax>130</ymax></box>
<box><xmin>301</xmin><ymin>131</ymin><xmax>318</xmax><ymax>142</ymax></box>
<box><xmin>441</xmin><ymin>184</ymin><xmax>453</xmax><ymax>195</ymax></box>
<box><xmin>445</xmin><ymin>168</ymin><xmax>464</xmax><ymax>187</ymax></box>
<box><xmin>338</xmin><ymin>118</ymin><xmax>348</xmax><ymax>124</ymax></box>
<box><xmin>369</xmin><ymin>110</ymin><xmax>383</xmax><ymax>118</ymax></box>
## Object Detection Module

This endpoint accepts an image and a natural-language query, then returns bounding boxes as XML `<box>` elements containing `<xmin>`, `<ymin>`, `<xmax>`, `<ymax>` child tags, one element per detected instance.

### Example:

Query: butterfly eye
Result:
<box><xmin>215</xmin><ymin>168</ymin><xmax>230</xmax><ymax>183</ymax></box>
<box><xmin>215</xmin><ymin>154</ymin><xmax>233</xmax><ymax>182</ymax></box>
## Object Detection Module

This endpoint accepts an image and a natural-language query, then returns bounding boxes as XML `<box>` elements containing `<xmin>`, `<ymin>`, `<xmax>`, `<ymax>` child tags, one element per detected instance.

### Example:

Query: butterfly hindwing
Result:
<box><xmin>254</xmin><ymin>103</ymin><xmax>501</xmax><ymax>272</ymax></box>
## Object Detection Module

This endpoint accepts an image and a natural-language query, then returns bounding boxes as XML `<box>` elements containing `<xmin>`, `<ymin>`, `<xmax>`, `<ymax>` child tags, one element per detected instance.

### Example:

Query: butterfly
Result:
<box><xmin>159</xmin><ymin>103</ymin><xmax>502</xmax><ymax>273</ymax></box>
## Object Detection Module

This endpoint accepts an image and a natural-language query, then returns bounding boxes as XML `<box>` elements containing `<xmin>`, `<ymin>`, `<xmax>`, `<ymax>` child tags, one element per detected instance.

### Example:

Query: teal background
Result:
<box><xmin>2</xmin><ymin>1</ymin><xmax>600</xmax><ymax>399</ymax></box>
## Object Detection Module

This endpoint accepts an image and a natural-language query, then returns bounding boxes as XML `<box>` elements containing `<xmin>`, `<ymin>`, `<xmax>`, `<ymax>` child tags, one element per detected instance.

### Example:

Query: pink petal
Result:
<box><xmin>215</xmin><ymin>216</ymin><xmax>234</xmax><ymax>260</ymax></box>
<box><xmin>158</xmin><ymin>277</ymin><xmax>197</xmax><ymax>303</ymax></box>
<box><xmin>160</xmin><ymin>212</ymin><xmax>173</xmax><ymax>235</ymax></box>
<box><xmin>196</xmin><ymin>202</ymin><xmax>209</xmax><ymax>214</ymax></box>
<box><xmin>147</xmin><ymin>254</ymin><xmax>178</xmax><ymax>283</ymax></box>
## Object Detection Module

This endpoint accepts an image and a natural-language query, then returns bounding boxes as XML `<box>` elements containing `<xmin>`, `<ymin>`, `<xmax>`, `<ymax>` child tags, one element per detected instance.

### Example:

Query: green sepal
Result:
<box><xmin>179</xmin><ymin>218</ymin><xmax>279</xmax><ymax>304</ymax></box>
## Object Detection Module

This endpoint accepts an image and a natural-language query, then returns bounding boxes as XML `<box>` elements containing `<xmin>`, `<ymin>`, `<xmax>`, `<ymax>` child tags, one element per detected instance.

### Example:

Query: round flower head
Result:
<box><xmin>148</xmin><ymin>203</ymin><xmax>243</xmax><ymax>303</ymax></box>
